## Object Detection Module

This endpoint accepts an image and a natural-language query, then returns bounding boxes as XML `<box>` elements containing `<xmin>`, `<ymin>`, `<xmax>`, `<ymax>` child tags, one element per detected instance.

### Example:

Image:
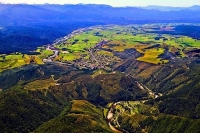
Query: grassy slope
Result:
<box><xmin>24</xmin><ymin>78</ymin><xmax>56</xmax><ymax>91</ymax></box>
<box><xmin>34</xmin><ymin>100</ymin><xmax>113</xmax><ymax>133</ymax></box>
<box><xmin>137</xmin><ymin>48</ymin><xmax>168</xmax><ymax>64</ymax></box>
<box><xmin>141</xmin><ymin>115</ymin><xmax>200</xmax><ymax>133</ymax></box>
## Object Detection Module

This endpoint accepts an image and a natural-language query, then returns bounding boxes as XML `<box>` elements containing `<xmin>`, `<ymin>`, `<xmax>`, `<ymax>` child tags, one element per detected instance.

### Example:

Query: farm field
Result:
<box><xmin>47</xmin><ymin>24</ymin><xmax>200</xmax><ymax>69</ymax></box>
<box><xmin>0</xmin><ymin>53</ymin><xmax>43</xmax><ymax>72</ymax></box>
<box><xmin>0</xmin><ymin>24</ymin><xmax>200</xmax><ymax>72</ymax></box>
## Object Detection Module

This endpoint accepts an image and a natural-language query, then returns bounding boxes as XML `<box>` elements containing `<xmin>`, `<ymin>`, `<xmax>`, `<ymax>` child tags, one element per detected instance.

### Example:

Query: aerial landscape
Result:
<box><xmin>1</xmin><ymin>0</ymin><xmax>200</xmax><ymax>133</ymax></box>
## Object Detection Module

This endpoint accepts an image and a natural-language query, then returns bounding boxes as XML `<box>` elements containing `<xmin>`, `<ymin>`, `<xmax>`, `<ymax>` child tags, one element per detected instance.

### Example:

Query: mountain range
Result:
<box><xmin>0</xmin><ymin>4</ymin><xmax>200</xmax><ymax>53</ymax></box>
<box><xmin>141</xmin><ymin>5</ymin><xmax>200</xmax><ymax>11</ymax></box>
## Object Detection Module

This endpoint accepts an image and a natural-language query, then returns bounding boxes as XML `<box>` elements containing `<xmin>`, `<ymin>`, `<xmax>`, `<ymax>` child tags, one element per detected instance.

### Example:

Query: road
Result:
<box><xmin>48</xmin><ymin>50</ymin><xmax>59</xmax><ymax>59</ymax></box>
<box><xmin>43</xmin><ymin>45</ymin><xmax>59</xmax><ymax>62</ymax></box>
<box><xmin>107</xmin><ymin>103</ymin><xmax>123</xmax><ymax>133</ymax></box>
<box><xmin>108</xmin><ymin>123</ymin><xmax>122</xmax><ymax>133</ymax></box>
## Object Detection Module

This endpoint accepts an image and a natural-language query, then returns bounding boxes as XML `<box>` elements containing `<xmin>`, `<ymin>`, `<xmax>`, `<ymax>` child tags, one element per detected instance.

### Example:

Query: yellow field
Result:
<box><xmin>136</xmin><ymin>48</ymin><xmax>168</xmax><ymax>64</ymax></box>
<box><xmin>96</xmin><ymin>50</ymin><xmax>114</xmax><ymax>56</ymax></box>
<box><xmin>34</xmin><ymin>56</ymin><xmax>44</xmax><ymax>64</ymax></box>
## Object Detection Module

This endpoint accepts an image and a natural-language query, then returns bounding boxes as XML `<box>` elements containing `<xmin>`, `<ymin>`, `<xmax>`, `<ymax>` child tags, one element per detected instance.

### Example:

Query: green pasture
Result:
<box><xmin>42</xmin><ymin>50</ymin><xmax>54</xmax><ymax>56</ymax></box>
<box><xmin>6</xmin><ymin>54</ymin><xmax>23</xmax><ymax>60</ymax></box>
<box><xmin>0</xmin><ymin>52</ymin><xmax>44</xmax><ymax>72</ymax></box>
<box><xmin>60</xmin><ymin>53</ymin><xmax>81</xmax><ymax>61</ymax></box>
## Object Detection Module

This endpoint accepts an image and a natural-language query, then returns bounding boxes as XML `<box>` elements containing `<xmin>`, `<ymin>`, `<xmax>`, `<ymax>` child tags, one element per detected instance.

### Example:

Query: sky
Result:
<box><xmin>0</xmin><ymin>0</ymin><xmax>200</xmax><ymax>7</ymax></box>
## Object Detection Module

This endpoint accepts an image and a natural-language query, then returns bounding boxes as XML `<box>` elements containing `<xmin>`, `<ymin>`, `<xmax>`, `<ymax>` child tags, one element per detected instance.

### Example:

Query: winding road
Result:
<box><xmin>107</xmin><ymin>103</ymin><xmax>123</xmax><ymax>133</ymax></box>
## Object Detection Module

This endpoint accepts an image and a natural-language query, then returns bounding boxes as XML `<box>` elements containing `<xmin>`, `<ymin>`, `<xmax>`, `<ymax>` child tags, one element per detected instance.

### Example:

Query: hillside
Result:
<box><xmin>34</xmin><ymin>100</ymin><xmax>112</xmax><ymax>133</ymax></box>
<box><xmin>0</xmin><ymin>62</ymin><xmax>151</xmax><ymax>132</ymax></box>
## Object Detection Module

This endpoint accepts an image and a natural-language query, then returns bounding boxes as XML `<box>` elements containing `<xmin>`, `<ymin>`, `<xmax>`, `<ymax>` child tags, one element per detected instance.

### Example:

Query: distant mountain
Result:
<box><xmin>141</xmin><ymin>5</ymin><xmax>200</xmax><ymax>11</ymax></box>
<box><xmin>141</xmin><ymin>5</ymin><xmax>185</xmax><ymax>11</ymax></box>
<box><xmin>1</xmin><ymin>4</ymin><xmax>200</xmax><ymax>26</ymax></box>
<box><xmin>1</xmin><ymin>4</ymin><xmax>200</xmax><ymax>53</ymax></box>
<box><xmin>189</xmin><ymin>5</ymin><xmax>200</xmax><ymax>10</ymax></box>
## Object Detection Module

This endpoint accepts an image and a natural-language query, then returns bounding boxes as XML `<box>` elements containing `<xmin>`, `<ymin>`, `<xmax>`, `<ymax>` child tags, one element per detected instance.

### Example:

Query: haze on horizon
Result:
<box><xmin>0</xmin><ymin>0</ymin><xmax>200</xmax><ymax>7</ymax></box>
